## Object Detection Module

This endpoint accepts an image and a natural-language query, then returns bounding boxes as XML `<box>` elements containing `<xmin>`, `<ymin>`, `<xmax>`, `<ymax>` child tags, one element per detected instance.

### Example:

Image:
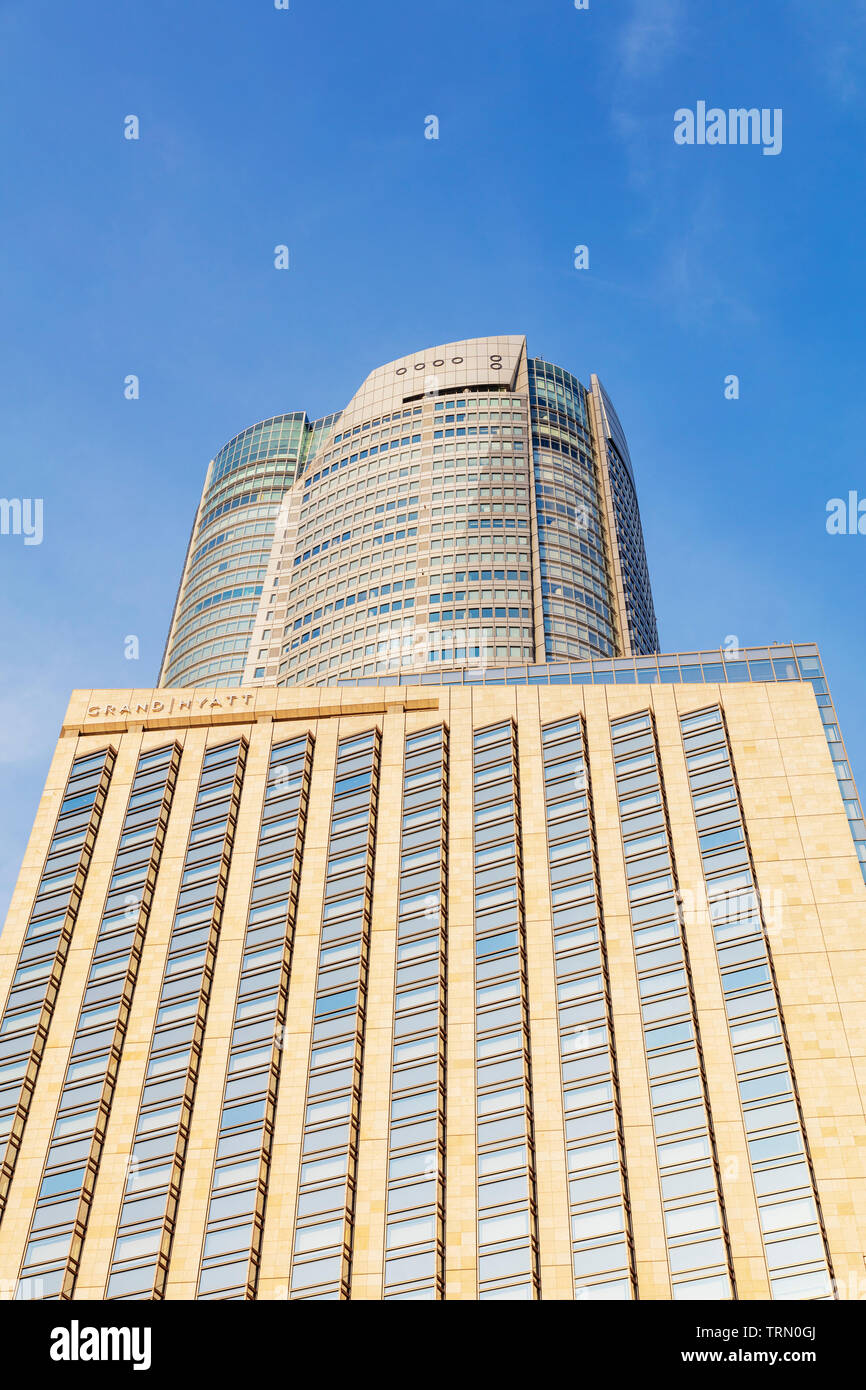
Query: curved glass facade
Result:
<box><xmin>160</xmin><ymin>412</ymin><xmax>339</xmax><ymax>688</ymax></box>
<box><xmin>530</xmin><ymin>358</ymin><xmax>619</xmax><ymax>661</ymax></box>
<box><xmin>589</xmin><ymin>377</ymin><xmax>659</xmax><ymax>656</ymax></box>
<box><xmin>160</xmin><ymin>338</ymin><xmax>658</xmax><ymax>690</ymax></box>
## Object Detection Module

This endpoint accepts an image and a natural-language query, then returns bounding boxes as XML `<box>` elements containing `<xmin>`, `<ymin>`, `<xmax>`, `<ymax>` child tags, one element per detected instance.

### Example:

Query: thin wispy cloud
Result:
<box><xmin>792</xmin><ymin>0</ymin><xmax>866</xmax><ymax>104</ymax></box>
<box><xmin>605</xmin><ymin>4</ymin><xmax>758</xmax><ymax>328</ymax></box>
<box><xmin>607</xmin><ymin>1</ymin><xmax>689</xmax><ymax>197</ymax></box>
<box><xmin>618</xmin><ymin>0</ymin><xmax>686</xmax><ymax>79</ymax></box>
<box><xmin>610</xmin><ymin>107</ymin><xmax>660</xmax><ymax>194</ymax></box>
<box><xmin>653</xmin><ymin>231</ymin><xmax>760</xmax><ymax>331</ymax></box>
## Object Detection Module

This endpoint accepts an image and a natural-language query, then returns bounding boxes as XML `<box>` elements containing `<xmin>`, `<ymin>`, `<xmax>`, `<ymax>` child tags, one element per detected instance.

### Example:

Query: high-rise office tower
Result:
<box><xmin>2</xmin><ymin>339</ymin><xmax>865</xmax><ymax>1304</ymax></box>
<box><xmin>159</xmin><ymin>337</ymin><xmax>659</xmax><ymax>690</ymax></box>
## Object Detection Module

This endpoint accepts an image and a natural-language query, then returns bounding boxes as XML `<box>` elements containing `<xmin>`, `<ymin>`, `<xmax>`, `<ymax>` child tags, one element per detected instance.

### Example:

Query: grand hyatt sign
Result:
<box><xmin>84</xmin><ymin>694</ymin><xmax>257</xmax><ymax>719</ymax></box>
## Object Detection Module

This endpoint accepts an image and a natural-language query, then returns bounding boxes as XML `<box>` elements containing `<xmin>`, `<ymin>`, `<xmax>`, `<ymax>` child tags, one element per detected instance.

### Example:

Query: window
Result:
<box><xmin>104</xmin><ymin>740</ymin><xmax>246</xmax><ymax>1302</ymax></box>
<box><xmin>197</xmin><ymin>736</ymin><xmax>313</xmax><ymax>1299</ymax></box>
<box><xmin>610</xmin><ymin>711</ymin><xmax>732</xmax><ymax>1300</ymax></box>
<box><xmin>9</xmin><ymin>744</ymin><xmax>120</xmax><ymax>1301</ymax></box>
<box><xmin>679</xmin><ymin>706</ymin><xmax>832</xmax><ymax>1301</ymax></box>
<box><xmin>473</xmin><ymin>722</ymin><xmax>538</xmax><ymax>1299</ymax></box>
<box><xmin>289</xmin><ymin>731</ymin><xmax>380</xmax><ymax>1300</ymax></box>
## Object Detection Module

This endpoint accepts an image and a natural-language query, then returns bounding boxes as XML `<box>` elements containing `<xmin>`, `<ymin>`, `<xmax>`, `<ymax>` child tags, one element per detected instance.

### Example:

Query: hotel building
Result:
<box><xmin>0</xmin><ymin>649</ymin><xmax>864</xmax><ymax>1301</ymax></box>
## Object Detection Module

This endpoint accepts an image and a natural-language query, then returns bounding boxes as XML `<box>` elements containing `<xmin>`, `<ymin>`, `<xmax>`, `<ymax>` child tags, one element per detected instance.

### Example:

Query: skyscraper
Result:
<box><xmin>2</xmin><ymin>339</ymin><xmax>865</xmax><ymax>1304</ymax></box>
<box><xmin>159</xmin><ymin>337</ymin><xmax>659</xmax><ymax>690</ymax></box>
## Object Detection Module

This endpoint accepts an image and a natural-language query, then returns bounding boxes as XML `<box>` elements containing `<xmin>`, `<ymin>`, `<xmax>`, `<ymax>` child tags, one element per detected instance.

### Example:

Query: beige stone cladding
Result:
<box><xmin>0</xmin><ymin>681</ymin><xmax>861</xmax><ymax>1300</ymax></box>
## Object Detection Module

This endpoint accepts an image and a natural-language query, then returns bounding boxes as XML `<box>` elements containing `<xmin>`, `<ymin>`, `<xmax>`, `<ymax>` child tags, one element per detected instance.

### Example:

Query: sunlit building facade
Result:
<box><xmin>1</xmin><ymin>648</ymin><xmax>864</xmax><ymax>1302</ymax></box>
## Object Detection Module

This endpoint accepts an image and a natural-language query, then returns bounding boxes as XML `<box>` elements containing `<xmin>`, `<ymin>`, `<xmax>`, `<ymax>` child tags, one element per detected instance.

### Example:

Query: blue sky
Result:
<box><xmin>1</xmin><ymin>0</ymin><xmax>865</xmax><ymax>919</ymax></box>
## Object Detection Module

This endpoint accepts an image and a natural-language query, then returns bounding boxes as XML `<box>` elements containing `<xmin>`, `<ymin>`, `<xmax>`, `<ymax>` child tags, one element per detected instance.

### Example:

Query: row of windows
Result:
<box><xmin>680</xmin><ymin>707</ymin><xmax>834</xmax><ymax>1301</ymax></box>
<box><xmin>179</xmin><ymin>564</ymin><xmax>269</xmax><ymax>622</ymax></box>
<box><xmin>0</xmin><ymin>747</ymin><xmax>115</xmax><ymax>1232</ymax></box>
<box><xmin>432</xmin><ymin>425</ymin><xmax>523</xmax><ymax>442</ymax></box>
<box><xmin>18</xmin><ymin>745</ymin><xmax>180</xmax><ymax>1300</ymax></box>
<box><xmin>197</xmin><ymin>736</ymin><xmax>314</xmax><ymax>1299</ymax></box>
<box><xmin>430</xmin><ymin>608</ymin><xmax>530</xmax><ymax>622</ymax></box>
<box><xmin>532</xmin><ymin>416</ymin><xmax>594</xmax><ymax>462</ymax></box>
<box><xmin>169</xmin><ymin>592</ymin><xmax>261</xmax><ymax>652</ymax></box>
<box><xmin>301</xmin><ymin>445</ymin><xmax>422</xmax><ymax>508</ymax></box>
<box><xmin>529</xmin><ymin>359</ymin><xmax>589</xmax><ymax>426</ymax></box>
<box><xmin>473</xmin><ymin>723</ymin><xmax>539</xmax><ymax>1300</ymax></box>
<box><xmin>198</xmin><ymin>488</ymin><xmax>289</xmax><ymax>537</ymax></box>
<box><xmin>278</xmin><ymin>411</ymin><xmax>536</xmax><ymax>683</ymax></box>
<box><xmin>312</xmin><ymin>399</ymin><xmax>526</xmax><ymax>493</ymax></box>
<box><xmin>539</xmin><ymin>545</ymin><xmax>610</xmax><ymax>599</ymax></box>
<box><xmin>184</xmin><ymin>533</ymin><xmax>273</xmax><ymax>590</ymax></box>
<box><xmin>327</xmin><ymin>396</ymin><xmax>522</xmax><ymax>450</ymax></box>
<box><xmin>383</xmin><ymin>726</ymin><xmax>448</xmax><ymax>1299</ymax></box>
<box><xmin>277</xmin><ymin>564</ymin><xmax>415</xmax><ymax>660</ymax></box>
<box><xmin>605</xmin><ymin>446</ymin><xmax>659</xmax><ymax>655</ymax></box>
<box><xmin>312</xmin><ymin>407</ymin><xmax>426</xmax><ymax>475</ymax></box>
<box><xmin>541</xmin><ymin>716</ymin><xmax>635</xmax><ymax>1300</ymax></box>
<box><xmin>538</xmin><ymin>530</ymin><xmax>609</xmax><ymax>584</ymax></box>
<box><xmin>165</xmin><ymin>614</ymin><xmax>256</xmax><ymax>677</ymax></box>
<box><xmin>203</xmin><ymin>455</ymin><xmax>294</xmax><ymax>516</ymax></box>
<box><xmin>211</xmin><ymin>414</ymin><xmax>312</xmax><ymax>484</ymax></box>
<box><xmin>339</xmin><ymin>648</ymin><xmax>816</xmax><ymax>688</ymax></box>
<box><xmin>188</xmin><ymin>581</ymin><xmax>264</xmax><ymax>621</ymax></box>
<box><xmin>170</xmin><ymin>653</ymin><xmax>249</xmax><ymax>685</ymax></box>
<box><xmin>187</xmin><ymin>517</ymin><xmax>277</xmax><ymax>579</ymax></box>
<box><xmin>611</xmin><ymin>712</ymin><xmax>735</xmax><ymax>1301</ymax></box>
<box><xmin>429</xmin><ymin>568</ymin><xmax>531</xmax><ymax>588</ymax></box>
<box><xmin>281</xmin><ymin>640</ymin><xmax>534</xmax><ymax>686</ymax></box>
<box><xmin>430</xmin><ymin>464</ymin><xmax>526</xmax><ymax>482</ymax></box>
<box><xmin>289</xmin><ymin>732</ymin><xmax>380</xmax><ymax>1299</ymax></box>
<box><xmin>165</xmin><ymin>635</ymin><xmax>252</xmax><ymax>685</ymax></box>
<box><xmin>300</xmin><ymin>467</ymin><xmax>421</xmax><ymax>535</ymax></box>
<box><xmin>104</xmin><ymin>740</ymin><xmax>247</xmax><ymax>1300</ymax></box>
<box><xmin>297</xmin><ymin>494</ymin><xmax>419</xmax><ymax>549</ymax></box>
<box><xmin>289</xmin><ymin>581</ymin><xmax>416</xmax><ymax>632</ymax></box>
<box><xmin>300</xmin><ymin>475</ymin><xmax>420</xmax><ymax>524</ymax></box>
<box><xmin>278</xmin><ymin>530</ymin><xmax>536</xmax><ymax>672</ymax></box>
<box><xmin>428</xmin><ymin>516</ymin><xmax>530</xmax><ymax>535</ymax></box>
